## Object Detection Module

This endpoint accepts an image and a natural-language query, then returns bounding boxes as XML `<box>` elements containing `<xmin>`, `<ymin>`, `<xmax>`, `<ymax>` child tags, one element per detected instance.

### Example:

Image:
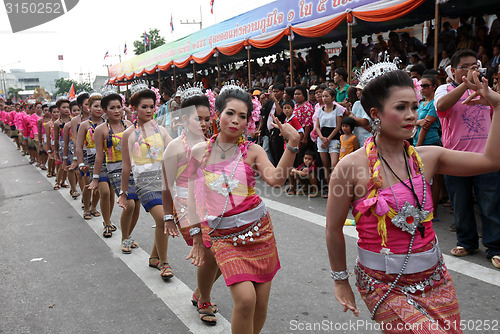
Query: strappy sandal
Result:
<box><xmin>129</xmin><ymin>236</ymin><xmax>138</xmax><ymax>248</ymax></box>
<box><xmin>70</xmin><ymin>190</ymin><xmax>80</xmax><ymax>199</ymax></box>
<box><xmin>53</xmin><ymin>183</ymin><xmax>60</xmax><ymax>190</ymax></box>
<box><xmin>121</xmin><ymin>239</ymin><xmax>132</xmax><ymax>254</ymax></box>
<box><xmin>492</xmin><ymin>255</ymin><xmax>500</xmax><ymax>269</ymax></box>
<box><xmin>109</xmin><ymin>224</ymin><xmax>117</xmax><ymax>232</ymax></box>
<box><xmin>40</xmin><ymin>165</ymin><xmax>47</xmax><ymax>170</ymax></box>
<box><xmin>60</xmin><ymin>183</ymin><xmax>69</xmax><ymax>188</ymax></box>
<box><xmin>149</xmin><ymin>256</ymin><xmax>160</xmax><ymax>270</ymax></box>
<box><xmin>192</xmin><ymin>293</ymin><xmax>218</xmax><ymax>313</ymax></box>
<box><xmin>83</xmin><ymin>211</ymin><xmax>92</xmax><ymax>220</ymax></box>
<box><xmin>103</xmin><ymin>226</ymin><xmax>112</xmax><ymax>238</ymax></box>
<box><xmin>287</xmin><ymin>187</ymin><xmax>296</xmax><ymax>195</ymax></box>
<box><xmin>197</xmin><ymin>302</ymin><xmax>217</xmax><ymax>325</ymax></box>
<box><xmin>90</xmin><ymin>209</ymin><xmax>101</xmax><ymax>217</ymax></box>
<box><xmin>160</xmin><ymin>262</ymin><xmax>174</xmax><ymax>281</ymax></box>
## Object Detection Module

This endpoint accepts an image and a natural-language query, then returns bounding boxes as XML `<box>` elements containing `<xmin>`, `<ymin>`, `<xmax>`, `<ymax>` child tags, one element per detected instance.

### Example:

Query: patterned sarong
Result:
<box><xmin>208</xmin><ymin>211</ymin><xmax>280</xmax><ymax>286</ymax></box>
<box><xmin>134</xmin><ymin>170</ymin><xmax>162</xmax><ymax>211</ymax></box>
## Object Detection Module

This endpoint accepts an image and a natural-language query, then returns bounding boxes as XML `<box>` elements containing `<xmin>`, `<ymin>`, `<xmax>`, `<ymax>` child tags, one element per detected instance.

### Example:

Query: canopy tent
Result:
<box><xmin>107</xmin><ymin>0</ymin><xmax>498</xmax><ymax>85</ymax></box>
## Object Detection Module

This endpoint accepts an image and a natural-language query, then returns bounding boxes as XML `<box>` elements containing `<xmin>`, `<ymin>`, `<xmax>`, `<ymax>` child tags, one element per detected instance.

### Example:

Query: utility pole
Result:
<box><xmin>180</xmin><ymin>5</ymin><xmax>203</xmax><ymax>30</ymax></box>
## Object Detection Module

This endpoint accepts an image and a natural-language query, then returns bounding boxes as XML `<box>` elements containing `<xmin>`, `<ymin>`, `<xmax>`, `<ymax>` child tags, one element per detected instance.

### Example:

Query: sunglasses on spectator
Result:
<box><xmin>421</xmin><ymin>83</ymin><xmax>432</xmax><ymax>89</ymax></box>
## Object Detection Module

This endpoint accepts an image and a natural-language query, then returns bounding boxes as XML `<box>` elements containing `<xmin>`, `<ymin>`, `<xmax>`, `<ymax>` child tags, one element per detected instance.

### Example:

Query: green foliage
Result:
<box><xmin>133</xmin><ymin>28</ymin><xmax>166</xmax><ymax>55</ymax></box>
<box><xmin>7</xmin><ymin>87</ymin><xmax>22</xmax><ymax>99</ymax></box>
<box><xmin>54</xmin><ymin>78</ymin><xmax>92</xmax><ymax>96</ymax></box>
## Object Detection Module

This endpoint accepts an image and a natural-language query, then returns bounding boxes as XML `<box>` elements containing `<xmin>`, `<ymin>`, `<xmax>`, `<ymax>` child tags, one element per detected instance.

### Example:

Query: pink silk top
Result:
<box><xmin>352</xmin><ymin>160</ymin><xmax>435</xmax><ymax>254</ymax></box>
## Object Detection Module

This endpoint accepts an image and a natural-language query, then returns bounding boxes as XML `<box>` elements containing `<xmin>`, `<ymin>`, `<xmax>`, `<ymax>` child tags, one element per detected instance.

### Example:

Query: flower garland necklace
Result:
<box><xmin>88</xmin><ymin>117</ymin><xmax>104</xmax><ymax>142</ymax></box>
<box><xmin>106</xmin><ymin>119</ymin><xmax>126</xmax><ymax>161</ymax></box>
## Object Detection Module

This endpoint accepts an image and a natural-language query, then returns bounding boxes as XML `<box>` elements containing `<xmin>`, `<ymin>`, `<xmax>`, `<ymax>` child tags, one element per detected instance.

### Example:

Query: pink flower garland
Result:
<box><xmin>413</xmin><ymin>78</ymin><xmax>422</xmax><ymax>102</ymax></box>
<box><xmin>247</xmin><ymin>97</ymin><xmax>261</xmax><ymax>134</ymax></box>
<box><xmin>150</xmin><ymin>87</ymin><xmax>161</xmax><ymax>114</ymax></box>
<box><xmin>205</xmin><ymin>89</ymin><xmax>216</xmax><ymax>119</ymax></box>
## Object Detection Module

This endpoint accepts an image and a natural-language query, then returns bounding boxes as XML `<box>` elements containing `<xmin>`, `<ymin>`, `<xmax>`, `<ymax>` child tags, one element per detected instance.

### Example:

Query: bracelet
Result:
<box><xmin>189</xmin><ymin>227</ymin><xmax>201</xmax><ymax>237</ymax></box>
<box><xmin>63</xmin><ymin>156</ymin><xmax>68</xmax><ymax>160</ymax></box>
<box><xmin>331</xmin><ymin>269</ymin><xmax>349</xmax><ymax>281</ymax></box>
<box><xmin>286</xmin><ymin>142</ymin><xmax>299</xmax><ymax>153</ymax></box>
<box><xmin>118</xmin><ymin>190</ymin><xmax>128</xmax><ymax>197</ymax></box>
<box><xmin>163</xmin><ymin>214</ymin><xmax>174</xmax><ymax>222</ymax></box>
<box><xmin>92</xmin><ymin>174</ymin><xmax>99</xmax><ymax>179</ymax></box>
<box><xmin>73</xmin><ymin>156</ymin><xmax>78</xmax><ymax>161</ymax></box>
<box><xmin>78</xmin><ymin>163</ymin><xmax>85</xmax><ymax>168</ymax></box>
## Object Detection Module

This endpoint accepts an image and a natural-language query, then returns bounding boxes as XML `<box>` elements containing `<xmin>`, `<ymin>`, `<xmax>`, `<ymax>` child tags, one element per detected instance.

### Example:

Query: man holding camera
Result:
<box><xmin>435</xmin><ymin>49</ymin><xmax>500</xmax><ymax>269</ymax></box>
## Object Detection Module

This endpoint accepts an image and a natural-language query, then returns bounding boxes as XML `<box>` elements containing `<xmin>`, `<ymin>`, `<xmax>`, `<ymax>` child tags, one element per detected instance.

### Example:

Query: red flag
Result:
<box><xmin>210</xmin><ymin>0</ymin><xmax>214</xmax><ymax>14</ymax></box>
<box><xmin>68</xmin><ymin>84</ymin><xmax>75</xmax><ymax>99</ymax></box>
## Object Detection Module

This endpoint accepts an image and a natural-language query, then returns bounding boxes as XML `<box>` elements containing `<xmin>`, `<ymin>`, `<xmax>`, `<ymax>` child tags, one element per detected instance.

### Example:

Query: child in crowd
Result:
<box><xmin>282</xmin><ymin>100</ymin><xmax>304</xmax><ymax>146</ymax></box>
<box><xmin>287</xmin><ymin>150</ymin><xmax>319</xmax><ymax>197</ymax></box>
<box><xmin>339</xmin><ymin>116</ymin><xmax>359</xmax><ymax>160</ymax></box>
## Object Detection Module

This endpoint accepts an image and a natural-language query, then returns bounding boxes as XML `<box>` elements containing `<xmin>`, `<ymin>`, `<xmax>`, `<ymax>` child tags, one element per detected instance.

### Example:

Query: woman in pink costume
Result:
<box><xmin>326</xmin><ymin>69</ymin><xmax>500</xmax><ymax>333</ymax></box>
<box><xmin>187</xmin><ymin>86</ymin><xmax>299</xmax><ymax>333</ymax></box>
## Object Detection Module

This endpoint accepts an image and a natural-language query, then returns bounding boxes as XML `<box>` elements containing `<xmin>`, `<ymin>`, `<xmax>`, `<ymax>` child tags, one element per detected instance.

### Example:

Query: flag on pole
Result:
<box><xmin>104</xmin><ymin>51</ymin><xmax>109</xmax><ymax>60</ymax></box>
<box><xmin>144</xmin><ymin>32</ymin><xmax>149</xmax><ymax>46</ymax></box>
<box><xmin>170</xmin><ymin>14</ymin><xmax>174</xmax><ymax>32</ymax></box>
<box><xmin>68</xmin><ymin>84</ymin><xmax>76</xmax><ymax>99</ymax></box>
<box><xmin>210</xmin><ymin>0</ymin><xmax>214</xmax><ymax>14</ymax></box>
<box><xmin>124</xmin><ymin>43</ymin><xmax>127</xmax><ymax>55</ymax></box>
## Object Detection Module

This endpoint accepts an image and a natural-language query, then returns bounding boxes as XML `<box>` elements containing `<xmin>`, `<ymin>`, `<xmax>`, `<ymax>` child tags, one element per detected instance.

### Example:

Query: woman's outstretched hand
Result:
<box><xmin>462</xmin><ymin>72</ymin><xmax>500</xmax><ymax>108</ymax></box>
<box><xmin>271</xmin><ymin>114</ymin><xmax>300</xmax><ymax>146</ymax></box>
<box><xmin>334</xmin><ymin>280</ymin><xmax>360</xmax><ymax>317</ymax></box>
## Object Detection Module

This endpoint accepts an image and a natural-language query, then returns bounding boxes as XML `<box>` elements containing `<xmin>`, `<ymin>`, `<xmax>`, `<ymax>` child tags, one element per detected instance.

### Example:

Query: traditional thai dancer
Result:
<box><xmin>90</xmin><ymin>90</ymin><xmax>140</xmax><ymax>245</ymax></box>
<box><xmin>53</xmin><ymin>98</ymin><xmax>72</xmax><ymax>190</ymax></box>
<box><xmin>61</xmin><ymin>100</ymin><xmax>81</xmax><ymax>199</ymax></box>
<box><xmin>75</xmin><ymin>93</ymin><xmax>103</xmax><ymax>220</ymax></box>
<box><xmin>162</xmin><ymin>84</ymin><xmax>222</xmax><ymax>324</ymax></box>
<box><xmin>118</xmin><ymin>82</ymin><xmax>173</xmax><ymax>280</ymax></box>
<box><xmin>187</xmin><ymin>85</ymin><xmax>299</xmax><ymax>333</ymax></box>
<box><xmin>326</xmin><ymin>65</ymin><xmax>500</xmax><ymax>333</ymax></box>
<box><xmin>37</xmin><ymin>104</ymin><xmax>51</xmax><ymax>171</ymax></box>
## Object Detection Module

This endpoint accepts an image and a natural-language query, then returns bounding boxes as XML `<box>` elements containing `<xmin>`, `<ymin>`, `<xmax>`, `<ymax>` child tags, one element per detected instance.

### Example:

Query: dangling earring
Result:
<box><xmin>373</xmin><ymin>118</ymin><xmax>381</xmax><ymax>136</ymax></box>
<box><xmin>216</xmin><ymin>120</ymin><xmax>221</xmax><ymax>132</ymax></box>
<box><xmin>410</xmin><ymin>125</ymin><xmax>418</xmax><ymax>139</ymax></box>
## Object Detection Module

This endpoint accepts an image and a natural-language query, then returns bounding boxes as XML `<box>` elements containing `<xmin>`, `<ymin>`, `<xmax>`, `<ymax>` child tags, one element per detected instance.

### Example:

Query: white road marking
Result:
<box><xmin>37</xmin><ymin>172</ymin><xmax>231</xmax><ymax>333</ymax></box>
<box><xmin>262</xmin><ymin>197</ymin><xmax>500</xmax><ymax>288</ymax></box>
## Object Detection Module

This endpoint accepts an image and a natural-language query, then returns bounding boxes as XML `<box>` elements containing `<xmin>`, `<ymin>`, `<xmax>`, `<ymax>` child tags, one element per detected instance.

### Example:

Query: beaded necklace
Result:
<box><xmin>133</xmin><ymin>121</ymin><xmax>161</xmax><ymax>160</ymax></box>
<box><xmin>106</xmin><ymin>119</ymin><xmax>125</xmax><ymax>161</ymax></box>
<box><xmin>88</xmin><ymin>117</ymin><xmax>104</xmax><ymax>142</ymax></box>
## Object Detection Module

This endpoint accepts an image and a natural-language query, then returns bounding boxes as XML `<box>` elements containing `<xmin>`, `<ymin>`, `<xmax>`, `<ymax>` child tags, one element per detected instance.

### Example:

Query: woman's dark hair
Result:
<box><xmin>294</xmin><ymin>85</ymin><xmax>308</xmax><ymax>99</ymax></box>
<box><xmin>180</xmin><ymin>95</ymin><xmax>210</xmax><ymax>116</ymax></box>
<box><xmin>76</xmin><ymin>92</ymin><xmax>89</xmax><ymax>108</ymax></box>
<box><xmin>360</xmin><ymin>70</ymin><xmax>414</xmax><ymax>118</ymax></box>
<box><xmin>284</xmin><ymin>87</ymin><xmax>295</xmax><ymax>98</ymax></box>
<box><xmin>317</xmin><ymin>84</ymin><xmax>327</xmax><ymax>91</ymax></box>
<box><xmin>347</xmin><ymin>86</ymin><xmax>358</xmax><ymax>104</ymax></box>
<box><xmin>101</xmin><ymin>93</ymin><xmax>123</xmax><ymax>110</ymax></box>
<box><xmin>69</xmin><ymin>100</ymin><xmax>78</xmax><ymax>110</ymax></box>
<box><xmin>323</xmin><ymin>87</ymin><xmax>336</xmax><ymax>98</ymax></box>
<box><xmin>130</xmin><ymin>89</ymin><xmax>156</xmax><ymax>108</ymax></box>
<box><xmin>282</xmin><ymin>100</ymin><xmax>295</xmax><ymax>109</ymax></box>
<box><xmin>420</xmin><ymin>74</ymin><xmax>438</xmax><ymax>88</ymax></box>
<box><xmin>215</xmin><ymin>88</ymin><xmax>253</xmax><ymax>119</ymax></box>
<box><xmin>341</xmin><ymin>116</ymin><xmax>356</xmax><ymax>132</ymax></box>
<box><xmin>56</xmin><ymin>98</ymin><xmax>70</xmax><ymax>108</ymax></box>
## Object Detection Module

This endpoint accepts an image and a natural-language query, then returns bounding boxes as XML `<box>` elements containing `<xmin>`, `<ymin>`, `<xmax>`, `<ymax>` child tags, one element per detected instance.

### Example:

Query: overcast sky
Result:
<box><xmin>0</xmin><ymin>0</ymin><xmax>274</xmax><ymax>81</ymax></box>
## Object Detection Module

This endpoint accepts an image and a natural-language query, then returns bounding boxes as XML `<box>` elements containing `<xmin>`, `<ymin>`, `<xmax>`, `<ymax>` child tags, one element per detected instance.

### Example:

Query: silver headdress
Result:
<box><xmin>176</xmin><ymin>82</ymin><xmax>204</xmax><ymax>103</ymax></box>
<box><xmin>220</xmin><ymin>80</ymin><xmax>247</xmax><ymax>95</ymax></box>
<box><xmin>101</xmin><ymin>85</ymin><xmax>118</xmax><ymax>97</ymax></box>
<box><xmin>357</xmin><ymin>53</ymin><xmax>401</xmax><ymax>88</ymax></box>
<box><xmin>130</xmin><ymin>80</ymin><xmax>150</xmax><ymax>97</ymax></box>
<box><xmin>89</xmin><ymin>92</ymin><xmax>102</xmax><ymax>98</ymax></box>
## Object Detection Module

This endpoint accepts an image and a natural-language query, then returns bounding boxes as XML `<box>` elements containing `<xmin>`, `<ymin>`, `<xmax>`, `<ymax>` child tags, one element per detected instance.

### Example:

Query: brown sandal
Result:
<box><xmin>83</xmin><ymin>211</ymin><xmax>92</xmax><ymax>220</ymax></box>
<box><xmin>103</xmin><ymin>226</ymin><xmax>112</xmax><ymax>238</ymax></box>
<box><xmin>450</xmin><ymin>246</ymin><xmax>478</xmax><ymax>257</ymax></box>
<box><xmin>160</xmin><ymin>262</ymin><xmax>174</xmax><ymax>281</ymax></box>
<box><xmin>90</xmin><ymin>209</ymin><xmax>101</xmax><ymax>217</ymax></box>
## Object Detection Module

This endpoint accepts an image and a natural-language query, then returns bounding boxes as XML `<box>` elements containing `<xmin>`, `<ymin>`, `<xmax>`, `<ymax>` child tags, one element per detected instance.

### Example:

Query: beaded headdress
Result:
<box><xmin>357</xmin><ymin>53</ymin><xmax>401</xmax><ymax>88</ymax></box>
<box><xmin>220</xmin><ymin>80</ymin><xmax>247</xmax><ymax>95</ymax></box>
<box><xmin>130</xmin><ymin>80</ymin><xmax>150</xmax><ymax>97</ymax></box>
<box><xmin>177</xmin><ymin>82</ymin><xmax>204</xmax><ymax>103</ymax></box>
<box><xmin>101</xmin><ymin>85</ymin><xmax>117</xmax><ymax>97</ymax></box>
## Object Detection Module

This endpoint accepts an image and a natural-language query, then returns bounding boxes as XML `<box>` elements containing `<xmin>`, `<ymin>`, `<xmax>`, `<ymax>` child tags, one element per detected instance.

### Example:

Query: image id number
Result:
<box><xmin>5</xmin><ymin>2</ymin><xmax>62</xmax><ymax>14</ymax></box>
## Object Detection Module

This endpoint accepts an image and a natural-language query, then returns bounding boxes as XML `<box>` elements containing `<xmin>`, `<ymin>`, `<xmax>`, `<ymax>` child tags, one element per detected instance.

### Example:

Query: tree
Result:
<box><xmin>7</xmin><ymin>87</ymin><xmax>22</xmax><ymax>100</ymax></box>
<box><xmin>133</xmin><ymin>28</ymin><xmax>165</xmax><ymax>55</ymax></box>
<box><xmin>54</xmin><ymin>78</ymin><xmax>92</xmax><ymax>96</ymax></box>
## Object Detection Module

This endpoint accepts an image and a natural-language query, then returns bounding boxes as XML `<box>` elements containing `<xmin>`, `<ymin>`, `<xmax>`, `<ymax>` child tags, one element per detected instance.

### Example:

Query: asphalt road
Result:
<box><xmin>1</xmin><ymin>132</ymin><xmax>499</xmax><ymax>334</ymax></box>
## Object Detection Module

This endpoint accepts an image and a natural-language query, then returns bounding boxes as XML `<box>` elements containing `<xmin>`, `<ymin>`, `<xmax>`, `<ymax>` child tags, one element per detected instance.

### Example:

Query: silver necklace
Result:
<box><xmin>216</xmin><ymin>139</ymin><xmax>236</xmax><ymax>159</ymax></box>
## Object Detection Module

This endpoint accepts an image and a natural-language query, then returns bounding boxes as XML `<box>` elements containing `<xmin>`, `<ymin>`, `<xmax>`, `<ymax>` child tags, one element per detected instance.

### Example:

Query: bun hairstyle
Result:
<box><xmin>76</xmin><ymin>92</ymin><xmax>90</xmax><ymax>108</ymax></box>
<box><xmin>180</xmin><ymin>95</ymin><xmax>210</xmax><ymax>117</ymax></box>
<box><xmin>215</xmin><ymin>88</ymin><xmax>253</xmax><ymax>119</ymax></box>
<box><xmin>87</xmin><ymin>94</ymin><xmax>102</xmax><ymax>108</ymax></box>
<box><xmin>101</xmin><ymin>93</ymin><xmax>123</xmax><ymax>110</ymax></box>
<box><xmin>130</xmin><ymin>89</ymin><xmax>156</xmax><ymax>108</ymax></box>
<box><xmin>360</xmin><ymin>70</ymin><xmax>414</xmax><ymax>119</ymax></box>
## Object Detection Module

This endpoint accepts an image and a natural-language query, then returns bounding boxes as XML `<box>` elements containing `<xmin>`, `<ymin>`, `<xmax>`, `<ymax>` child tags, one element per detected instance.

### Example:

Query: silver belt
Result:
<box><xmin>357</xmin><ymin>238</ymin><xmax>441</xmax><ymax>274</ymax></box>
<box><xmin>207</xmin><ymin>201</ymin><xmax>267</xmax><ymax>229</ymax></box>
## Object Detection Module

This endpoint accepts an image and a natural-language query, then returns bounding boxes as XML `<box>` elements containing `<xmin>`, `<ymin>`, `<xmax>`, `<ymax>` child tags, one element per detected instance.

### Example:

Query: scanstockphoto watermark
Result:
<box><xmin>289</xmin><ymin>319</ymin><xmax>500</xmax><ymax>332</ymax></box>
<box><xmin>3</xmin><ymin>0</ymin><xmax>79</xmax><ymax>33</ymax></box>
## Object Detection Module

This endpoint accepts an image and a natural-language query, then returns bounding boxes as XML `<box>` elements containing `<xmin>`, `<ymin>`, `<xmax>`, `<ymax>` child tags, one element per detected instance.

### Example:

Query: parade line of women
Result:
<box><xmin>2</xmin><ymin>62</ymin><xmax>500</xmax><ymax>333</ymax></box>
